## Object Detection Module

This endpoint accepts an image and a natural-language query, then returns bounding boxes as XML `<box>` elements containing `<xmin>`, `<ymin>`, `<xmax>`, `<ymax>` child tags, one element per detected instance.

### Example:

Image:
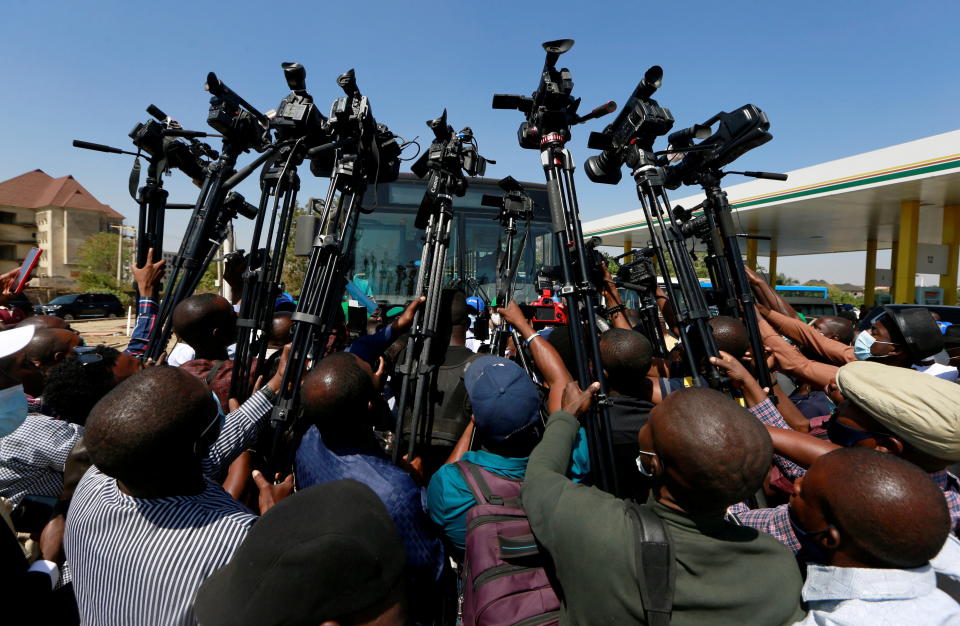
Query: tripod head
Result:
<box><xmin>308</xmin><ymin>69</ymin><xmax>401</xmax><ymax>185</ymax></box>
<box><xmin>411</xmin><ymin>109</ymin><xmax>492</xmax><ymax>228</ymax></box>
<box><xmin>493</xmin><ymin>39</ymin><xmax>616</xmax><ymax>149</ymax></box>
<box><xmin>664</xmin><ymin>104</ymin><xmax>773</xmax><ymax>189</ymax></box>
<box><xmin>585</xmin><ymin>65</ymin><xmax>676</xmax><ymax>185</ymax></box>
<box><xmin>205</xmin><ymin>72</ymin><xmax>270</xmax><ymax>153</ymax></box>
<box><xmin>271</xmin><ymin>62</ymin><xmax>330</xmax><ymax>150</ymax></box>
<box><xmin>481</xmin><ymin>176</ymin><xmax>535</xmax><ymax>226</ymax></box>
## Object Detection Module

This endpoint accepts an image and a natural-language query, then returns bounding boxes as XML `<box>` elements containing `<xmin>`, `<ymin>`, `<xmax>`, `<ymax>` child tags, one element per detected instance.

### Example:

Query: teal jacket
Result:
<box><xmin>427</xmin><ymin>428</ymin><xmax>589</xmax><ymax>552</ymax></box>
<box><xmin>522</xmin><ymin>410</ymin><xmax>806</xmax><ymax>625</ymax></box>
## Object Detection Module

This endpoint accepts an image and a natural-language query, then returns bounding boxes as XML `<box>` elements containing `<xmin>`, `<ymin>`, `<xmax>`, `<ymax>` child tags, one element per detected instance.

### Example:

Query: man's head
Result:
<box><xmin>44</xmin><ymin>345</ymin><xmax>126</xmax><ymax>425</ymax></box>
<box><xmin>790</xmin><ymin>448</ymin><xmax>949</xmax><ymax>568</ymax></box>
<box><xmin>17</xmin><ymin>315</ymin><xmax>73</xmax><ymax>333</ymax></box>
<box><xmin>84</xmin><ymin>366</ymin><xmax>216</xmax><ymax>487</ymax></box>
<box><xmin>812</xmin><ymin>315</ymin><xmax>855</xmax><ymax>345</ymax></box>
<box><xmin>195</xmin><ymin>480</ymin><xmax>406</xmax><ymax>626</ymax></box>
<box><xmin>832</xmin><ymin>361</ymin><xmax>960</xmax><ymax>471</ymax></box>
<box><xmin>268</xmin><ymin>312</ymin><xmax>294</xmax><ymax>350</ymax></box>
<box><xmin>25</xmin><ymin>328</ymin><xmax>81</xmax><ymax>371</ymax></box>
<box><xmin>301</xmin><ymin>352</ymin><xmax>376</xmax><ymax>437</ymax></box>
<box><xmin>172</xmin><ymin>294</ymin><xmax>237</xmax><ymax>354</ymax></box>
<box><xmin>464</xmin><ymin>356</ymin><xmax>541</xmax><ymax>457</ymax></box>
<box><xmin>862</xmin><ymin>308</ymin><xmax>943</xmax><ymax>366</ymax></box>
<box><xmin>636</xmin><ymin>387</ymin><xmax>772</xmax><ymax>514</ymax></box>
<box><xmin>707</xmin><ymin>316</ymin><xmax>750</xmax><ymax>361</ymax></box>
<box><xmin>600</xmin><ymin>329</ymin><xmax>652</xmax><ymax>395</ymax></box>
<box><xmin>0</xmin><ymin>325</ymin><xmax>36</xmax><ymax>437</ymax></box>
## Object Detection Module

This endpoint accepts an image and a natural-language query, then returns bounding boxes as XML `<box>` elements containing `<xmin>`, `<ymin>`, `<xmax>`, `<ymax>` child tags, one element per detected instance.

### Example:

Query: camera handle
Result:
<box><xmin>230</xmin><ymin>140</ymin><xmax>305</xmax><ymax>401</ymax></box>
<box><xmin>539</xmin><ymin>135</ymin><xmax>618</xmax><ymax>495</ymax></box>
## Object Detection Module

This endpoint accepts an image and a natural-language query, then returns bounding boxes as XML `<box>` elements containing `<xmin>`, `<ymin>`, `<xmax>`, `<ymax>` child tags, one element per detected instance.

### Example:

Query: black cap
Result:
<box><xmin>195</xmin><ymin>480</ymin><xmax>406</xmax><ymax>626</ymax></box>
<box><xmin>884</xmin><ymin>307</ymin><xmax>944</xmax><ymax>362</ymax></box>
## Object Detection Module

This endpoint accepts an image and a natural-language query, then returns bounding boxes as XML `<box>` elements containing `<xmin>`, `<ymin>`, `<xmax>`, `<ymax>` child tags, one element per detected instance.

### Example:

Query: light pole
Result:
<box><xmin>109</xmin><ymin>224</ymin><xmax>137</xmax><ymax>285</ymax></box>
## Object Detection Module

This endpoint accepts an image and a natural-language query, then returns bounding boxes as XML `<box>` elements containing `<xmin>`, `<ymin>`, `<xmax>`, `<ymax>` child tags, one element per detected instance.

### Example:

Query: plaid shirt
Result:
<box><xmin>748</xmin><ymin>397</ymin><xmax>807</xmax><ymax>480</ymax></box>
<box><xmin>732</xmin><ymin>470</ymin><xmax>960</xmax><ymax>555</ymax></box>
<box><xmin>0</xmin><ymin>414</ymin><xmax>83</xmax><ymax>508</ymax></box>
<box><xmin>123</xmin><ymin>297</ymin><xmax>158</xmax><ymax>357</ymax></box>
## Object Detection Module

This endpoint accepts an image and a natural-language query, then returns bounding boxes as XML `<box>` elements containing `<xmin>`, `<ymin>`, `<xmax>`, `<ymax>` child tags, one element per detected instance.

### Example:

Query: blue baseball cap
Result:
<box><xmin>466</xmin><ymin>296</ymin><xmax>485</xmax><ymax>313</ymax></box>
<box><xmin>464</xmin><ymin>356</ymin><xmax>540</xmax><ymax>442</ymax></box>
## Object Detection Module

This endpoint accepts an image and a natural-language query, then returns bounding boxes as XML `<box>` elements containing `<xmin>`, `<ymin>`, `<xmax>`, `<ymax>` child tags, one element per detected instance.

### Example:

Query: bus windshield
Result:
<box><xmin>355</xmin><ymin>175</ymin><xmax>556</xmax><ymax>308</ymax></box>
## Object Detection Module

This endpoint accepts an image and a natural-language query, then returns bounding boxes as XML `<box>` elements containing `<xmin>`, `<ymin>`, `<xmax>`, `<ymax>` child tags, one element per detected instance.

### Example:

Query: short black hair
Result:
<box><xmin>43</xmin><ymin>345</ymin><xmax>120</xmax><ymax>425</ymax></box>
<box><xmin>817</xmin><ymin>448</ymin><xmax>950</xmax><ymax>568</ymax></box>
<box><xmin>84</xmin><ymin>366</ymin><xmax>214</xmax><ymax>484</ymax></box>
<box><xmin>300</xmin><ymin>353</ymin><xmax>375</xmax><ymax>434</ymax></box>
<box><xmin>653</xmin><ymin>387</ymin><xmax>772</xmax><ymax>512</ymax></box>
<box><xmin>600</xmin><ymin>329</ymin><xmax>652</xmax><ymax>394</ymax></box>
<box><xmin>172</xmin><ymin>293</ymin><xmax>234</xmax><ymax>349</ymax></box>
<box><xmin>708</xmin><ymin>316</ymin><xmax>750</xmax><ymax>361</ymax></box>
<box><xmin>817</xmin><ymin>315</ymin><xmax>855</xmax><ymax>345</ymax></box>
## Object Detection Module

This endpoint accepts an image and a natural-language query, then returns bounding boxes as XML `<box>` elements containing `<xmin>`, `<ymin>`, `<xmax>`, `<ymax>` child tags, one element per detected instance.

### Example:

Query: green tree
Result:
<box><xmin>75</xmin><ymin>231</ymin><xmax>133</xmax><ymax>305</ymax></box>
<box><xmin>776</xmin><ymin>273</ymin><xmax>799</xmax><ymax>285</ymax></box>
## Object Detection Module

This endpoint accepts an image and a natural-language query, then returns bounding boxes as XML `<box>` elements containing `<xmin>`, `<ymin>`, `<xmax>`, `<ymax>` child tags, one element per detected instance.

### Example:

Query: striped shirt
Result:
<box><xmin>0</xmin><ymin>414</ymin><xmax>83</xmax><ymax>507</ymax></box>
<box><xmin>64</xmin><ymin>388</ymin><xmax>274</xmax><ymax>626</ymax></box>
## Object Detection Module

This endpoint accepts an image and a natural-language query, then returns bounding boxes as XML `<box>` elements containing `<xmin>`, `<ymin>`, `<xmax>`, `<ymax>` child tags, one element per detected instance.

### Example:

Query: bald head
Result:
<box><xmin>268</xmin><ymin>312</ymin><xmax>293</xmax><ymax>349</ymax></box>
<box><xmin>300</xmin><ymin>352</ymin><xmax>375</xmax><ymax>434</ymax></box>
<box><xmin>708</xmin><ymin>316</ymin><xmax>750</xmax><ymax>361</ymax></box>
<box><xmin>18</xmin><ymin>315</ymin><xmax>71</xmax><ymax>331</ymax></box>
<box><xmin>813</xmin><ymin>315</ymin><xmax>855</xmax><ymax>345</ymax></box>
<box><xmin>25</xmin><ymin>328</ymin><xmax>80</xmax><ymax>369</ymax></box>
<box><xmin>806</xmin><ymin>448</ymin><xmax>949</xmax><ymax>568</ymax></box>
<box><xmin>172</xmin><ymin>294</ymin><xmax>236</xmax><ymax>353</ymax></box>
<box><xmin>600</xmin><ymin>329</ymin><xmax>652</xmax><ymax>394</ymax></box>
<box><xmin>85</xmin><ymin>366</ymin><xmax>214</xmax><ymax>485</ymax></box>
<box><xmin>650</xmin><ymin>387</ymin><xmax>772</xmax><ymax>513</ymax></box>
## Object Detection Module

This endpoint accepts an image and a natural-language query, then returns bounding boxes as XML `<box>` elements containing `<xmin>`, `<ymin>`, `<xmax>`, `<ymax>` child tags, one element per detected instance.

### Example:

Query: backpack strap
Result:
<box><xmin>204</xmin><ymin>360</ymin><xmax>227</xmax><ymax>385</ymax></box>
<box><xmin>626</xmin><ymin>502</ymin><xmax>675</xmax><ymax>626</ymax></box>
<box><xmin>455</xmin><ymin>461</ymin><xmax>521</xmax><ymax>508</ymax></box>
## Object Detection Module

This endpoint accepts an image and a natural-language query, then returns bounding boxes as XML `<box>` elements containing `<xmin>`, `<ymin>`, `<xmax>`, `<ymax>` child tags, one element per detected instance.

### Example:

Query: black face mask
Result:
<box><xmin>789</xmin><ymin>511</ymin><xmax>834</xmax><ymax>565</ymax></box>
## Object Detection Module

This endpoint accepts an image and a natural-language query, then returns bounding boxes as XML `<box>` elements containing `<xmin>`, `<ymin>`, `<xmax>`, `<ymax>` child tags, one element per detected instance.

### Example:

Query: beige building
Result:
<box><xmin>0</xmin><ymin>169</ymin><xmax>123</xmax><ymax>293</ymax></box>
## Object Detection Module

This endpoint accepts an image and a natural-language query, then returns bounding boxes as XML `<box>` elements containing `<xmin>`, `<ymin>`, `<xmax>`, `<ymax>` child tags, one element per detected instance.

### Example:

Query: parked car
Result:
<box><xmin>34</xmin><ymin>293</ymin><xmax>124</xmax><ymax>320</ymax></box>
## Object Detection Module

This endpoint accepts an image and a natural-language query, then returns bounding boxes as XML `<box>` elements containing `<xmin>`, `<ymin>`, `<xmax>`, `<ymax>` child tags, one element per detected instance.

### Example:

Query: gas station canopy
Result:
<box><xmin>582</xmin><ymin>130</ymin><xmax>960</xmax><ymax>304</ymax></box>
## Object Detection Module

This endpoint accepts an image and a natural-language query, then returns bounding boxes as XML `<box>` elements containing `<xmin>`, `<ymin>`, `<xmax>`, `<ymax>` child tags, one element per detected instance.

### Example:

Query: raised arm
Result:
<box><xmin>745</xmin><ymin>266</ymin><xmax>798</xmax><ymax>319</ymax></box>
<box><xmin>498</xmin><ymin>301</ymin><xmax>573</xmax><ymax>413</ymax></box>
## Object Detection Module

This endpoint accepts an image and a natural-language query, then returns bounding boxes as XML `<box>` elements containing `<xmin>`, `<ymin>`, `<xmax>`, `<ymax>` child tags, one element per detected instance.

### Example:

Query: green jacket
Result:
<box><xmin>522</xmin><ymin>410</ymin><xmax>806</xmax><ymax>625</ymax></box>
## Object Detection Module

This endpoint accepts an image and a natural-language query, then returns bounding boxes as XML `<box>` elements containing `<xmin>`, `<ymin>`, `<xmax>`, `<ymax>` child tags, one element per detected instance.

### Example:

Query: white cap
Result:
<box><xmin>0</xmin><ymin>325</ymin><xmax>34</xmax><ymax>359</ymax></box>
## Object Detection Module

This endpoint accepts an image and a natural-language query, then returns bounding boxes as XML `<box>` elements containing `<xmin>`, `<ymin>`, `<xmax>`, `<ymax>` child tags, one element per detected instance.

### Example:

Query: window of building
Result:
<box><xmin>0</xmin><ymin>245</ymin><xmax>16</xmax><ymax>261</ymax></box>
<box><xmin>0</xmin><ymin>212</ymin><xmax>15</xmax><ymax>224</ymax></box>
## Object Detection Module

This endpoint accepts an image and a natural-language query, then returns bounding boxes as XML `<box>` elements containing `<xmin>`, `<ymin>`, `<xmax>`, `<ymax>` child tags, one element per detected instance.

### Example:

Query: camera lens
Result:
<box><xmin>584</xmin><ymin>152</ymin><xmax>623</xmax><ymax>185</ymax></box>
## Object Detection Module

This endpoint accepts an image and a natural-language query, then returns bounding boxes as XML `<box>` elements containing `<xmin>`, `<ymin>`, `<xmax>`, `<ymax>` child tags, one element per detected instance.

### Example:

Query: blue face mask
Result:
<box><xmin>0</xmin><ymin>385</ymin><xmax>28</xmax><ymax>437</ymax></box>
<box><xmin>853</xmin><ymin>331</ymin><xmax>898</xmax><ymax>361</ymax></box>
<box><xmin>789</xmin><ymin>512</ymin><xmax>834</xmax><ymax>565</ymax></box>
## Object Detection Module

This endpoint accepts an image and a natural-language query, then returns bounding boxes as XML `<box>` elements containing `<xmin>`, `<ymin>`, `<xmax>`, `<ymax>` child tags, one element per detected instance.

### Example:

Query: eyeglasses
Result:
<box><xmin>635</xmin><ymin>450</ymin><xmax>659</xmax><ymax>478</ymax></box>
<box><xmin>826</xmin><ymin>411</ymin><xmax>891</xmax><ymax>447</ymax></box>
<box><xmin>73</xmin><ymin>346</ymin><xmax>103</xmax><ymax>365</ymax></box>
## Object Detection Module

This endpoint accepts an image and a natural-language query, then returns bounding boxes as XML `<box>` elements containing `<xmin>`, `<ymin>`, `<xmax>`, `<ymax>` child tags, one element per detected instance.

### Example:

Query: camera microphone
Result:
<box><xmin>667</xmin><ymin>124</ymin><xmax>712</xmax><ymax>149</ymax></box>
<box><xmin>575</xmin><ymin>101</ymin><xmax>617</xmax><ymax>125</ymax></box>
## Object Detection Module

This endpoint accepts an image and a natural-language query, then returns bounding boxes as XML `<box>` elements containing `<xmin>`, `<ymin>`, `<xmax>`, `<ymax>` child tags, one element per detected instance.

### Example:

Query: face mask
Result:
<box><xmin>853</xmin><ymin>331</ymin><xmax>897</xmax><ymax>360</ymax></box>
<box><xmin>789</xmin><ymin>512</ymin><xmax>834</xmax><ymax>565</ymax></box>
<box><xmin>0</xmin><ymin>385</ymin><xmax>28</xmax><ymax>437</ymax></box>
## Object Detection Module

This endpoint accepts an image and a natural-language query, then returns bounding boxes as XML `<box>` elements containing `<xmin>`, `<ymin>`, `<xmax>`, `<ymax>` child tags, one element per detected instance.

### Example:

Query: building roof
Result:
<box><xmin>0</xmin><ymin>169</ymin><xmax>123</xmax><ymax>220</ymax></box>
<box><xmin>583</xmin><ymin>129</ymin><xmax>960</xmax><ymax>257</ymax></box>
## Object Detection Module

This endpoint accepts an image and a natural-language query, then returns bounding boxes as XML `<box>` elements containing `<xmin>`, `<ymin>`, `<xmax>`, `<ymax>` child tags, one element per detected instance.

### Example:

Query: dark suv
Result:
<box><xmin>34</xmin><ymin>293</ymin><xmax>124</xmax><ymax>320</ymax></box>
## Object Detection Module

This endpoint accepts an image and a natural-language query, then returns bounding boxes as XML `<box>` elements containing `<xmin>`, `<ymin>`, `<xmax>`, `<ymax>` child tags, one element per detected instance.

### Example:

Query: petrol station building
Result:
<box><xmin>583</xmin><ymin>130</ymin><xmax>960</xmax><ymax>306</ymax></box>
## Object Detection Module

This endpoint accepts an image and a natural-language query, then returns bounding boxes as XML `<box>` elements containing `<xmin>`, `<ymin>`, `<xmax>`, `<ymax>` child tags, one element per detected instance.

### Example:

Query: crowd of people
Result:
<box><xmin>2</xmin><ymin>252</ymin><xmax>960</xmax><ymax>626</ymax></box>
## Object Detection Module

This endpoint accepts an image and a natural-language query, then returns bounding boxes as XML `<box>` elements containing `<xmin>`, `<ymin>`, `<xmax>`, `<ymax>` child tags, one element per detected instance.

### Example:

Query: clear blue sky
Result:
<box><xmin>1</xmin><ymin>0</ymin><xmax>957</xmax><ymax>283</ymax></box>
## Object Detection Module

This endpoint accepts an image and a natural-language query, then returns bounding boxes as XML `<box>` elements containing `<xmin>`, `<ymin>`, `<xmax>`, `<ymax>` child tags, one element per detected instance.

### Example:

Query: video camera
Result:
<box><xmin>410</xmin><ymin>109</ymin><xmax>491</xmax><ymax>228</ymax></box>
<box><xmin>128</xmin><ymin>105</ymin><xmax>214</xmax><ymax>185</ymax></box>
<box><xmin>308</xmin><ymin>69</ymin><xmax>402</xmax><ymax>185</ymax></box>
<box><xmin>493</xmin><ymin>39</ymin><xmax>615</xmax><ymax>149</ymax></box>
<box><xmin>481</xmin><ymin>175</ymin><xmax>535</xmax><ymax>223</ymax></box>
<box><xmin>205</xmin><ymin>72</ymin><xmax>271</xmax><ymax>153</ymax></box>
<box><xmin>612</xmin><ymin>246</ymin><xmax>658</xmax><ymax>293</ymax></box>
<box><xmin>537</xmin><ymin>235</ymin><xmax>607</xmax><ymax>292</ymax></box>
<box><xmin>270</xmin><ymin>62</ymin><xmax>330</xmax><ymax>146</ymax></box>
<box><xmin>664</xmin><ymin>104</ymin><xmax>772</xmax><ymax>188</ymax></box>
<box><xmin>584</xmin><ymin>66</ymin><xmax>675</xmax><ymax>185</ymax></box>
